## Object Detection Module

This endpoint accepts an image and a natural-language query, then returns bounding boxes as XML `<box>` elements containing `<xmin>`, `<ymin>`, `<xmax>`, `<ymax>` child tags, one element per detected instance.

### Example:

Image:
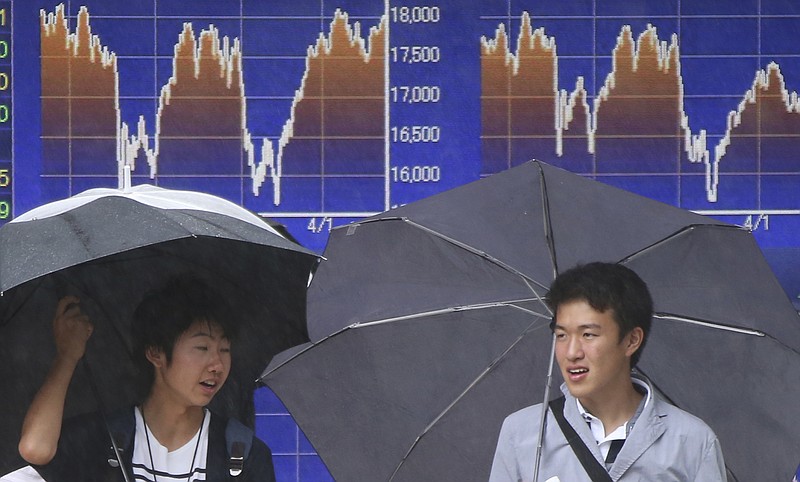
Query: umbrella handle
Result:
<box><xmin>532</xmin><ymin>332</ymin><xmax>557</xmax><ymax>482</ymax></box>
<box><xmin>81</xmin><ymin>358</ymin><xmax>134</xmax><ymax>482</ymax></box>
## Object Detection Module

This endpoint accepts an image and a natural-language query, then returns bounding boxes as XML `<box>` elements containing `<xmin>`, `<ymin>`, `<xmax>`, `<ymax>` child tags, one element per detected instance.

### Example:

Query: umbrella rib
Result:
<box><xmin>523</xmin><ymin>276</ymin><xmax>551</xmax><ymax>314</ymax></box>
<box><xmin>352</xmin><ymin>298</ymin><xmax>549</xmax><ymax>329</ymax></box>
<box><xmin>654</xmin><ymin>313</ymin><xmax>800</xmax><ymax>357</ymax></box>
<box><xmin>526</xmin><ymin>167</ymin><xmax>559</xmax><ymax>482</ymax></box>
<box><xmin>259</xmin><ymin>340</ymin><xmax>327</xmax><ymax>379</ymax></box>
<box><xmin>368</xmin><ymin>217</ymin><xmax>550</xmax><ymax>293</ymax></box>
<box><xmin>654</xmin><ymin>313</ymin><xmax>766</xmax><ymax>336</ymax></box>
<box><xmin>338</xmin><ymin>215</ymin><xmax>554</xmax><ymax>296</ymax></box>
<box><xmin>387</xmin><ymin>304</ymin><xmax>552</xmax><ymax>481</ymax></box>
<box><xmin>619</xmin><ymin>223</ymin><xmax>745</xmax><ymax>264</ymax></box>
<box><xmin>260</xmin><ymin>300</ymin><xmax>550</xmax><ymax>380</ymax></box>
<box><xmin>535</xmin><ymin>161</ymin><xmax>559</xmax><ymax>279</ymax></box>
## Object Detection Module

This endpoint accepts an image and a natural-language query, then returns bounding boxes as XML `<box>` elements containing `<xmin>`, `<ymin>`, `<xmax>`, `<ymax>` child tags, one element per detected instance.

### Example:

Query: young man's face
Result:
<box><xmin>553</xmin><ymin>299</ymin><xmax>642</xmax><ymax>407</ymax></box>
<box><xmin>148</xmin><ymin>319</ymin><xmax>231</xmax><ymax>408</ymax></box>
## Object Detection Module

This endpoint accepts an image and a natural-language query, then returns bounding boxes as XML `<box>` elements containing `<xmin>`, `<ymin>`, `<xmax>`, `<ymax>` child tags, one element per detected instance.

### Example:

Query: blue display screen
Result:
<box><xmin>3</xmin><ymin>1</ymin><xmax>800</xmax><ymax>478</ymax></box>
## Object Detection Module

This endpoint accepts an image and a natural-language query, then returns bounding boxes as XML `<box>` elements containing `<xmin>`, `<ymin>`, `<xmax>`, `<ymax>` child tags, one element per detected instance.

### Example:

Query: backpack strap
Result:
<box><xmin>105</xmin><ymin>409</ymin><xmax>135</xmax><ymax>470</ymax></box>
<box><xmin>225</xmin><ymin>418</ymin><xmax>253</xmax><ymax>477</ymax></box>
<box><xmin>105</xmin><ymin>409</ymin><xmax>253</xmax><ymax>478</ymax></box>
<box><xmin>548</xmin><ymin>396</ymin><xmax>613</xmax><ymax>482</ymax></box>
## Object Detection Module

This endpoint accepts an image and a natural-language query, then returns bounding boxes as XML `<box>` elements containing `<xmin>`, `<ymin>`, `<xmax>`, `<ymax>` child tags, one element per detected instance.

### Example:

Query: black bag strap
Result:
<box><xmin>225</xmin><ymin>417</ymin><xmax>253</xmax><ymax>477</ymax></box>
<box><xmin>106</xmin><ymin>409</ymin><xmax>135</xmax><ymax>476</ymax></box>
<box><xmin>548</xmin><ymin>396</ymin><xmax>613</xmax><ymax>482</ymax></box>
<box><xmin>107</xmin><ymin>409</ymin><xmax>253</xmax><ymax>479</ymax></box>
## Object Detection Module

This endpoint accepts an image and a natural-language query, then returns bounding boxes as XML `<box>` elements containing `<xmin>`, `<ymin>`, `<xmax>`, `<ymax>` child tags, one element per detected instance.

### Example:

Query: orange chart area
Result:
<box><xmin>481</xmin><ymin>12</ymin><xmax>800</xmax><ymax>204</ymax></box>
<box><xmin>40</xmin><ymin>4</ymin><xmax>386</xmax><ymax>210</ymax></box>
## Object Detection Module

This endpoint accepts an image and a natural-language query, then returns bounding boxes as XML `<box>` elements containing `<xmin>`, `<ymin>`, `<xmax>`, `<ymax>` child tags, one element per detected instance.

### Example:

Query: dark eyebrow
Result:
<box><xmin>188</xmin><ymin>330</ymin><xmax>231</xmax><ymax>343</ymax></box>
<box><xmin>553</xmin><ymin>322</ymin><xmax>603</xmax><ymax>331</ymax></box>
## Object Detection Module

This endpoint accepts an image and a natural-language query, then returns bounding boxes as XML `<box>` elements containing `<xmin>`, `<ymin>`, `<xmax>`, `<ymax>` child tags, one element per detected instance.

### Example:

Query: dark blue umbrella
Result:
<box><xmin>261</xmin><ymin>160</ymin><xmax>800</xmax><ymax>481</ymax></box>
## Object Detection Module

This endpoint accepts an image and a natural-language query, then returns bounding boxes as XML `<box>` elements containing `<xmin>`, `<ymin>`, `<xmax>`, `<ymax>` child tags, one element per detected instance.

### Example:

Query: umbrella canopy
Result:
<box><xmin>0</xmin><ymin>184</ymin><xmax>318</xmax><ymax>475</ymax></box>
<box><xmin>261</xmin><ymin>160</ymin><xmax>800</xmax><ymax>481</ymax></box>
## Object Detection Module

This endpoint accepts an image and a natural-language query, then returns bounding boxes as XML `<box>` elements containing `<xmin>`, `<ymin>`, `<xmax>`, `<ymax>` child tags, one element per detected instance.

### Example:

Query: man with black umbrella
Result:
<box><xmin>489</xmin><ymin>262</ymin><xmax>726</xmax><ymax>481</ymax></box>
<box><xmin>17</xmin><ymin>276</ymin><xmax>276</xmax><ymax>482</ymax></box>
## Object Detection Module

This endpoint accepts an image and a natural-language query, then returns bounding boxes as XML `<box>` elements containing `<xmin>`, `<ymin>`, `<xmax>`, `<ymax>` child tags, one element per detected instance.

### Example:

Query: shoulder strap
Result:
<box><xmin>224</xmin><ymin>418</ymin><xmax>254</xmax><ymax>477</ymax></box>
<box><xmin>548</xmin><ymin>396</ymin><xmax>613</xmax><ymax>482</ymax></box>
<box><xmin>105</xmin><ymin>409</ymin><xmax>135</xmax><ymax>468</ymax></box>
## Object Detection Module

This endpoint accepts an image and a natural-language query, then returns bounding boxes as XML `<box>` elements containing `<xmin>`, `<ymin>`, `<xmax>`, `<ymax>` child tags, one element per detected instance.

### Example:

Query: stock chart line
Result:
<box><xmin>481</xmin><ymin>10</ymin><xmax>800</xmax><ymax>211</ymax></box>
<box><xmin>39</xmin><ymin>3</ymin><xmax>387</xmax><ymax>213</ymax></box>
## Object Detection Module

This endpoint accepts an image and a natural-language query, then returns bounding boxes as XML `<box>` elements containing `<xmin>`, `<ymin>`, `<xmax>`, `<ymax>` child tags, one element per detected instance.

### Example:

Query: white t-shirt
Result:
<box><xmin>132</xmin><ymin>407</ymin><xmax>211</xmax><ymax>482</ymax></box>
<box><xmin>0</xmin><ymin>466</ymin><xmax>45</xmax><ymax>482</ymax></box>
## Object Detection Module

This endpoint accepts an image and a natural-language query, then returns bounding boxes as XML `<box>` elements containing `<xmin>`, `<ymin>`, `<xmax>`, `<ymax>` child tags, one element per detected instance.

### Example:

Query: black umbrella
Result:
<box><xmin>260</xmin><ymin>160</ymin><xmax>800</xmax><ymax>481</ymax></box>
<box><xmin>0</xmin><ymin>183</ymin><xmax>319</xmax><ymax>475</ymax></box>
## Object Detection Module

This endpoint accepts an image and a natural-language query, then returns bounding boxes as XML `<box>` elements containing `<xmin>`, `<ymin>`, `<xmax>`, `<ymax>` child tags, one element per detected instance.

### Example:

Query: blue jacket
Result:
<box><xmin>33</xmin><ymin>408</ymin><xmax>276</xmax><ymax>482</ymax></box>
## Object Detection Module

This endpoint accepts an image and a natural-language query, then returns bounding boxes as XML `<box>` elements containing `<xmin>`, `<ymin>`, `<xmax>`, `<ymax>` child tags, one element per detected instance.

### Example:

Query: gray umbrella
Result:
<box><xmin>261</xmin><ymin>160</ymin><xmax>800</xmax><ymax>481</ymax></box>
<box><xmin>0</xmin><ymin>183</ymin><xmax>319</xmax><ymax>475</ymax></box>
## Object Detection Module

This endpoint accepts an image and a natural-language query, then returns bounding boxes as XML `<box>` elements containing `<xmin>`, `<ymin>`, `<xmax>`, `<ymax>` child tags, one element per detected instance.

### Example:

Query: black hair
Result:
<box><xmin>131</xmin><ymin>275</ymin><xmax>237</xmax><ymax>396</ymax></box>
<box><xmin>546</xmin><ymin>262</ymin><xmax>653</xmax><ymax>367</ymax></box>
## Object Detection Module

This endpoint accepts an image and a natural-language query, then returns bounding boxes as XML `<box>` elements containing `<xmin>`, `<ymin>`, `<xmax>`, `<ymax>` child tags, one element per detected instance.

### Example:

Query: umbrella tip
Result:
<box><xmin>120</xmin><ymin>164</ymin><xmax>132</xmax><ymax>193</ymax></box>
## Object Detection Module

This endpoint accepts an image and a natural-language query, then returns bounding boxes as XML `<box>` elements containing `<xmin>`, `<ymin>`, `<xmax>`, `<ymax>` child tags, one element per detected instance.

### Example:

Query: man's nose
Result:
<box><xmin>565</xmin><ymin>337</ymin><xmax>584</xmax><ymax>360</ymax></box>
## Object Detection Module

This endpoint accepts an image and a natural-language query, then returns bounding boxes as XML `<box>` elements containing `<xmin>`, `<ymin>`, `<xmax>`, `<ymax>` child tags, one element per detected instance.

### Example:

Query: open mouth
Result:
<box><xmin>200</xmin><ymin>380</ymin><xmax>217</xmax><ymax>388</ymax></box>
<box><xmin>568</xmin><ymin>368</ymin><xmax>588</xmax><ymax>375</ymax></box>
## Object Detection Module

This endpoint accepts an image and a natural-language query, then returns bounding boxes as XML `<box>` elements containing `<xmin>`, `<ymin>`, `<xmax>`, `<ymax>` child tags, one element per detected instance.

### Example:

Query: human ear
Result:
<box><xmin>625</xmin><ymin>327</ymin><xmax>644</xmax><ymax>357</ymax></box>
<box><xmin>145</xmin><ymin>346</ymin><xmax>165</xmax><ymax>367</ymax></box>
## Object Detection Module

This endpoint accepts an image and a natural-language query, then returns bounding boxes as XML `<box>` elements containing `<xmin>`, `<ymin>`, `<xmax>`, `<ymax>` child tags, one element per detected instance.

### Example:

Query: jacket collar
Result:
<box><xmin>560</xmin><ymin>374</ymin><xmax>668</xmax><ymax>479</ymax></box>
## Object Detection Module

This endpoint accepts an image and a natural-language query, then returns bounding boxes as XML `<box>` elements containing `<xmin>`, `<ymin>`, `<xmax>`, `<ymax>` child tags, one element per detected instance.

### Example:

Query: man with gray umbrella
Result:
<box><xmin>489</xmin><ymin>262</ymin><xmax>726</xmax><ymax>481</ymax></box>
